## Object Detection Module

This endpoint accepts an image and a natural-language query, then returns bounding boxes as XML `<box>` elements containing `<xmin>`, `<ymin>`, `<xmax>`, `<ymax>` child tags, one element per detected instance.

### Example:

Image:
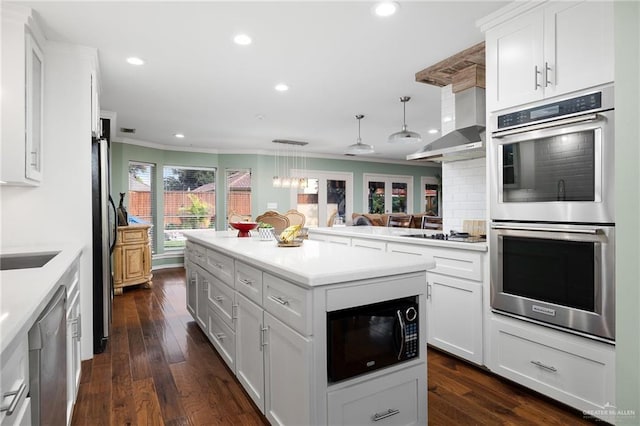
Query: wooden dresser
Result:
<box><xmin>113</xmin><ymin>224</ymin><xmax>152</xmax><ymax>295</ymax></box>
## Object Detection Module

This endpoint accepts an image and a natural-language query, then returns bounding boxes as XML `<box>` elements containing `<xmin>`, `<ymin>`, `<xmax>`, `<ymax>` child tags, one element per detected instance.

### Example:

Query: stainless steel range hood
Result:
<box><xmin>407</xmin><ymin>87</ymin><xmax>486</xmax><ymax>162</ymax></box>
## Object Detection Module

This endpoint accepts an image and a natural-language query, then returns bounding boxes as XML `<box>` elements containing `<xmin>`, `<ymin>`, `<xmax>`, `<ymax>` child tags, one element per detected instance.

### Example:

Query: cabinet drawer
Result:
<box><xmin>187</xmin><ymin>242</ymin><xmax>207</xmax><ymax>267</ymax></box>
<box><xmin>118</xmin><ymin>227</ymin><xmax>148</xmax><ymax>244</ymax></box>
<box><xmin>351</xmin><ymin>238</ymin><xmax>386</xmax><ymax>251</ymax></box>
<box><xmin>328</xmin><ymin>364</ymin><xmax>426</xmax><ymax>426</ymax></box>
<box><xmin>208</xmin><ymin>307</ymin><xmax>236</xmax><ymax>372</ymax></box>
<box><xmin>0</xmin><ymin>337</ymin><xmax>29</xmax><ymax>426</ymax></box>
<box><xmin>206</xmin><ymin>272</ymin><xmax>235</xmax><ymax>330</ymax></box>
<box><xmin>489</xmin><ymin>317</ymin><xmax>615</xmax><ymax>416</ymax></box>
<box><xmin>206</xmin><ymin>249</ymin><xmax>234</xmax><ymax>287</ymax></box>
<box><xmin>263</xmin><ymin>274</ymin><xmax>311</xmax><ymax>336</ymax></box>
<box><xmin>235</xmin><ymin>261</ymin><xmax>263</xmax><ymax>306</ymax></box>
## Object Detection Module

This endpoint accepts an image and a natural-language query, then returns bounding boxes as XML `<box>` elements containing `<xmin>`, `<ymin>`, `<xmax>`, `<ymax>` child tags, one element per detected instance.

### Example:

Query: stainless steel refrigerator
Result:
<box><xmin>91</xmin><ymin>120</ymin><xmax>116</xmax><ymax>353</ymax></box>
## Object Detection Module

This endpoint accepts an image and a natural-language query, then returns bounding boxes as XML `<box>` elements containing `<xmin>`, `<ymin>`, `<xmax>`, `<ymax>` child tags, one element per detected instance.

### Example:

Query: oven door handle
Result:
<box><xmin>492</xmin><ymin>113</ymin><xmax>601</xmax><ymax>138</ymax></box>
<box><xmin>491</xmin><ymin>224</ymin><xmax>606</xmax><ymax>243</ymax></box>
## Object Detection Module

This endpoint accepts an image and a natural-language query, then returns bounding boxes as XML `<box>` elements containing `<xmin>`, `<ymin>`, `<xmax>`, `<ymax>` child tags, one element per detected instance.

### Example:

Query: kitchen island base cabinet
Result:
<box><xmin>327</xmin><ymin>364</ymin><xmax>426</xmax><ymax>426</ymax></box>
<box><xmin>235</xmin><ymin>292</ymin><xmax>266</xmax><ymax>413</ymax></box>
<box><xmin>488</xmin><ymin>315</ymin><xmax>615</xmax><ymax>423</ymax></box>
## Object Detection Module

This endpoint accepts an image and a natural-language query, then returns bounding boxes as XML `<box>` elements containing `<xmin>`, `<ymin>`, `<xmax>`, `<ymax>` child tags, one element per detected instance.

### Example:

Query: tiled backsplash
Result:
<box><xmin>442</xmin><ymin>158</ymin><xmax>487</xmax><ymax>233</ymax></box>
<box><xmin>440</xmin><ymin>84</ymin><xmax>487</xmax><ymax>233</ymax></box>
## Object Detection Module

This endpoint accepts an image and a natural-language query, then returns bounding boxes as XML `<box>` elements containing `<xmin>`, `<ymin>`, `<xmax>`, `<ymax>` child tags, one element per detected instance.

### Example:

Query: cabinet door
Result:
<box><xmin>65</xmin><ymin>293</ymin><xmax>81</xmax><ymax>425</ymax></box>
<box><xmin>264</xmin><ymin>313</ymin><xmax>311</xmax><ymax>426</ymax></box>
<box><xmin>25</xmin><ymin>32</ymin><xmax>44</xmax><ymax>182</ymax></box>
<box><xmin>235</xmin><ymin>292</ymin><xmax>265</xmax><ymax>413</ymax></box>
<box><xmin>427</xmin><ymin>273</ymin><xmax>483</xmax><ymax>365</ymax></box>
<box><xmin>196</xmin><ymin>272</ymin><xmax>208</xmax><ymax>331</ymax></box>
<box><xmin>543</xmin><ymin>1</ymin><xmax>613</xmax><ymax>98</ymax></box>
<box><xmin>486</xmin><ymin>9</ymin><xmax>544</xmax><ymax>111</ymax></box>
<box><xmin>122</xmin><ymin>245</ymin><xmax>145</xmax><ymax>281</ymax></box>
<box><xmin>186</xmin><ymin>262</ymin><xmax>197</xmax><ymax>317</ymax></box>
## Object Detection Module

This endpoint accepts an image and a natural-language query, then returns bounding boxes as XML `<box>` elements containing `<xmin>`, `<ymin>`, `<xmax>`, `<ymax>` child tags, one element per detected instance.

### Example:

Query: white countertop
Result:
<box><xmin>0</xmin><ymin>243</ymin><xmax>82</xmax><ymax>354</ymax></box>
<box><xmin>183</xmin><ymin>230</ymin><xmax>433</xmax><ymax>287</ymax></box>
<box><xmin>309</xmin><ymin>226</ymin><xmax>488</xmax><ymax>252</ymax></box>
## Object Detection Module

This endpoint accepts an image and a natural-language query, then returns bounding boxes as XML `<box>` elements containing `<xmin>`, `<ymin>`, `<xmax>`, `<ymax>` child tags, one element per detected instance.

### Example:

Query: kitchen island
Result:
<box><xmin>183</xmin><ymin>230</ymin><xmax>432</xmax><ymax>426</ymax></box>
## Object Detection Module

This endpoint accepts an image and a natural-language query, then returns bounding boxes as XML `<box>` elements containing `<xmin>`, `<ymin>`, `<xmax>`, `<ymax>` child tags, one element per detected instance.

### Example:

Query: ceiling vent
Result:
<box><xmin>120</xmin><ymin>127</ymin><xmax>136</xmax><ymax>134</ymax></box>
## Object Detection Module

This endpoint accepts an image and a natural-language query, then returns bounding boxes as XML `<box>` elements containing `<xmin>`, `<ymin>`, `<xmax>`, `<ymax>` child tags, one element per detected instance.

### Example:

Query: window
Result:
<box><xmin>290</xmin><ymin>170</ymin><xmax>353</xmax><ymax>227</ymax></box>
<box><xmin>363</xmin><ymin>174</ymin><xmax>413</xmax><ymax>214</ymax></box>
<box><xmin>421</xmin><ymin>176</ymin><xmax>441</xmax><ymax>216</ymax></box>
<box><xmin>163</xmin><ymin>166</ymin><xmax>216</xmax><ymax>250</ymax></box>
<box><xmin>225</xmin><ymin>169</ymin><xmax>252</xmax><ymax>226</ymax></box>
<box><xmin>128</xmin><ymin>162</ymin><xmax>155</xmax><ymax>252</ymax></box>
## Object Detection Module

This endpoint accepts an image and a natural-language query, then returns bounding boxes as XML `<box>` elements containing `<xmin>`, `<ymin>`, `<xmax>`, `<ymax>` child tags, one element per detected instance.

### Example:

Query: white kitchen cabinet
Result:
<box><xmin>488</xmin><ymin>315</ymin><xmax>615</xmax><ymax>423</ymax></box>
<box><xmin>235</xmin><ymin>292</ymin><xmax>266</xmax><ymax>413</ymax></box>
<box><xmin>484</xmin><ymin>0</ymin><xmax>613</xmax><ymax>112</ymax></box>
<box><xmin>0</xmin><ymin>336</ymin><xmax>29</xmax><ymax>426</ymax></box>
<box><xmin>196</xmin><ymin>268</ymin><xmax>209</xmax><ymax>331</ymax></box>
<box><xmin>185</xmin><ymin>261</ymin><xmax>197</xmax><ymax>318</ymax></box>
<box><xmin>264</xmin><ymin>312</ymin><xmax>312</xmax><ymax>426</ymax></box>
<box><xmin>427</xmin><ymin>274</ymin><xmax>483</xmax><ymax>364</ymax></box>
<box><xmin>327</xmin><ymin>364</ymin><xmax>426</xmax><ymax>426</ymax></box>
<box><xmin>1</xmin><ymin>5</ymin><xmax>45</xmax><ymax>185</ymax></box>
<box><xmin>65</xmin><ymin>260</ymin><xmax>81</xmax><ymax>426</ymax></box>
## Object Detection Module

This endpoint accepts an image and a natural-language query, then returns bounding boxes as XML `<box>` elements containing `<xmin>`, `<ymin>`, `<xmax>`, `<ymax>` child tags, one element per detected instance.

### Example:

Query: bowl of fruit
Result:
<box><xmin>275</xmin><ymin>225</ymin><xmax>304</xmax><ymax>247</ymax></box>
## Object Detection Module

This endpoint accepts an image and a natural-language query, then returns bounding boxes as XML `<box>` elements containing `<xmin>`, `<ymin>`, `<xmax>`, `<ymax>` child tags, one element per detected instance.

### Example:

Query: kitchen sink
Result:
<box><xmin>0</xmin><ymin>251</ymin><xmax>60</xmax><ymax>271</ymax></box>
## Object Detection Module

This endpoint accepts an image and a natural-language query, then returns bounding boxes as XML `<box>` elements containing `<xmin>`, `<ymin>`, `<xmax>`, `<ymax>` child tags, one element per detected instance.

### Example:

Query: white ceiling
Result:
<box><xmin>23</xmin><ymin>1</ymin><xmax>505</xmax><ymax>161</ymax></box>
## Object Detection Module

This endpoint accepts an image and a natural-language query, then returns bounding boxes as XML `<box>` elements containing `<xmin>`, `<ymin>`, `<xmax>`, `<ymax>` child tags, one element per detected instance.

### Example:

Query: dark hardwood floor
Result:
<box><xmin>72</xmin><ymin>268</ymin><xmax>598</xmax><ymax>425</ymax></box>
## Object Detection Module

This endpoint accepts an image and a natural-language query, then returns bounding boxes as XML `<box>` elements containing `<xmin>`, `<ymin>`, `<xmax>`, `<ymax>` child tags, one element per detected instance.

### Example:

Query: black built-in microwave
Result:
<box><xmin>327</xmin><ymin>296</ymin><xmax>419</xmax><ymax>383</ymax></box>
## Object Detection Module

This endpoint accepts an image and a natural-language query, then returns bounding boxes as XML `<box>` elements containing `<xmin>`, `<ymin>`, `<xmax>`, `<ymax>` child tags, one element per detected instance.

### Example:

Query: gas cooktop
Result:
<box><xmin>401</xmin><ymin>232</ymin><xmax>486</xmax><ymax>243</ymax></box>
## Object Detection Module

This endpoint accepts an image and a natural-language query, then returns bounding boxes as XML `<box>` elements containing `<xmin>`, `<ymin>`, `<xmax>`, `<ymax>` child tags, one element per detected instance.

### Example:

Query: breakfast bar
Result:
<box><xmin>182</xmin><ymin>230</ymin><xmax>433</xmax><ymax>425</ymax></box>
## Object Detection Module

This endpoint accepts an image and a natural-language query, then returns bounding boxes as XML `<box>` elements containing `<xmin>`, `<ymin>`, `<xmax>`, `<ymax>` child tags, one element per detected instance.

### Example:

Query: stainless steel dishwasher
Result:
<box><xmin>28</xmin><ymin>285</ymin><xmax>67</xmax><ymax>426</ymax></box>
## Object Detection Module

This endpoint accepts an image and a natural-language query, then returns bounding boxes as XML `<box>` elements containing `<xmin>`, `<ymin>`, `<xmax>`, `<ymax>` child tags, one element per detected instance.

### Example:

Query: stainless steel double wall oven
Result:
<box><xmin>489</xmin><ymin>84</ymin><xmax>615</xmax><ymax>341</ymax></box>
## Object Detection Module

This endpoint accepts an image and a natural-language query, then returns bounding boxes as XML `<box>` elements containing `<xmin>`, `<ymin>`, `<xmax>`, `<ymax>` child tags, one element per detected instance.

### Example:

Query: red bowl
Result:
<box><xmin>229</xmin><ymin>221</ymin><xmax>259</xmax><ymax>237</ymax></box>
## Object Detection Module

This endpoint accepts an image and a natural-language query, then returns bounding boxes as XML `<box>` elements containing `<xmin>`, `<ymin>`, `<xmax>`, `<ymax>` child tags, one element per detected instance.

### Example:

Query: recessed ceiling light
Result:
<box><xmin>428</xmin><ymin>129</ymin><xmax>439</xmax><ymax>134</ymax></box>
<box><xmin>174</xmin><ymin>133</ymin><xmax>185</xmax><ymax>138</ymax></box>
<box><xmin>126</xmin><ymin>57</ymin><xmax>145</xmax><ymax>66</ymax></box>
<box><xmin>275</xmin><ymin>83</ymin><xmax>289</xmax><ymax>92</ymax></box>
<box><xmin>374</xmin><ymin>1</ymin><xmax>399</xmax><ymax>17</ymax></box>
<box><xmin>233</xmin><ymin>34</ymin><xmax>252</xmax><ymax>46</ymax></box>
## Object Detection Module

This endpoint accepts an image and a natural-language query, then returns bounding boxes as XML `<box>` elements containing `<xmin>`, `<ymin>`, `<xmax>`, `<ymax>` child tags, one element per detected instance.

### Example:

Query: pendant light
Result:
<box><xmin>388</xmin><ymin>96</ymin><xmax>422</xmax><ymax>144</ymax></box>
<box><xmin>345</xmin><ymin>115</ymin><xmax>375</xmax><ymax>155</ymax></box>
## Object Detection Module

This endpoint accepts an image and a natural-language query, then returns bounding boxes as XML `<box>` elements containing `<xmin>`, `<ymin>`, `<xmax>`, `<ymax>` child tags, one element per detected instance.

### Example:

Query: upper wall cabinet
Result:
<box><xmin>1</xmin><ymin>5</ymin><xmax>46</xmax><ymax>185</ymax></box>
<box><xmin>482</xmin><ymin>1</ymin><xmax>613</xmax><ymax>112</ymax></box>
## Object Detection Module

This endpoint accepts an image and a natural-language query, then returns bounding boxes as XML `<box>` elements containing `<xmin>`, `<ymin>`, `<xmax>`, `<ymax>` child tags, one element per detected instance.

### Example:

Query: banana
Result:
<box><xmin>279</xmin><ymin>224</ymin><xmax>301</xmax><ymax>243</ymax></box>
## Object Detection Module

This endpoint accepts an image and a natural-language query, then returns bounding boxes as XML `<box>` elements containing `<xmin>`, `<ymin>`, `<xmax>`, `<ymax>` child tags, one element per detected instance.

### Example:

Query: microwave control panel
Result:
<box><xmin>498</xmin><ymin>92</ymin><xmax>602</xmax><ymax>129</ymax></box>
<box><xmin>403</xmin><ymin>307</ymin><xmax>419</xmax><ymax>360</ymax></box>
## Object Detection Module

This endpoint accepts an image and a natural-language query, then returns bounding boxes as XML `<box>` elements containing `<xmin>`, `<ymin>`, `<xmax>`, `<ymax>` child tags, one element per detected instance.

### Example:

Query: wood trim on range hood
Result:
<box><xmin>415</xmin><ymin>42</ymin><xmax>485</xmax><ymax>93</ymax></box>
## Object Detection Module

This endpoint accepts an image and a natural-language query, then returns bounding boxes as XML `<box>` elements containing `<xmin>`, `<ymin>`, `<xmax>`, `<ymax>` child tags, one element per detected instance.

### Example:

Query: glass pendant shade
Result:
<box><xmin>388</xmin><ymin>96</ymin><xmax>421</xmax><ymax>144</ymax></box>
<box><xmin>345</xmin><ymin>114</ymin><xmax>375</xmax><ymax>155</ymax></box>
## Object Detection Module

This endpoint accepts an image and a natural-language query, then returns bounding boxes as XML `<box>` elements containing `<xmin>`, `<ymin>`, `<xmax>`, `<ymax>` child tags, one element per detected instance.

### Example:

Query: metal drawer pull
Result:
<box><xmin>534</xmin><ymin>65</ymin><xmax>541</xmax><ymax>90</ymax></box>
<box><xmin>531</xmin><ymin>360</ymin><xmax>557</xmax><ymax>372</ymax></box>
<box><xmin>544</xmin><ymin>61</ymin><xmax>552</xmax><ymax>87</ymax></box>
<box><xmin>427</xmin><ymin>283</ymin><xmax>432</xmax><ymax>299</ymax></box>
<box><xmin>77</xmin><ymin>313</ymin><xmax>82</xmax><ymax>339</ymax></box>
<box><xmin>214</xmin><ymin>263</ymin><xmax>223</xmax><ymax>269</ymax></box>
<box><xmin>1</xmin><ymin>382</ymin><xmax>26</xmax><ymax>416</ymax></box>
<box><xmin>215</xmin><ymin>332</ymin><xmax>225</xmax><ymax>341</ymax></box>
<box><xmin>260</xmin><ymin>325</ymin><xmax>268</xmax><ymax>350</ymax></box>
<box><xmin>269</xmin><ymin>295</ymin><xmax>289</xmax><ymax>306</ymax></box>
<box><xmin>372</xmin><ymin>408</ymin><xmax>400</xmax><ymax>422</ymax></box>
<box><xmin>214</xmin><ymin>295</ymin><xmax>224</xmax><ymax>302</ymax></box>
<box><xmin>240</xmin><ymin>278</ymin><xmax>253</xmax><ymax>286</ymax></box>
<box><xmin>231</xmin><ymin>303</ymin><xmax>238</xmax><ymax>320</ymax></box>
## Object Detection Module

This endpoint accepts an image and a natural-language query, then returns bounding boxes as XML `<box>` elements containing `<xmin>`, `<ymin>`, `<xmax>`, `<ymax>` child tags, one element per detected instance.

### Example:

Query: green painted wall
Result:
<box><xmin>615</xmin><ymin>2</ymin><xmax>640</xmax><ymax>424</ymax></box>
<box><xmin>111</xmin><ymin>142</ymin><xmax>440</xmax><ymax>263</ymax></box>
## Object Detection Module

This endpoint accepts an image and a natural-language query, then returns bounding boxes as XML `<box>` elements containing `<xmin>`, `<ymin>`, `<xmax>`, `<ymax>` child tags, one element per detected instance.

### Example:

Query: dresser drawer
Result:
<box><xmin>118</xmin><ymin>226</ymin><xmax>148</xmax><ymax>244</ymax></box>
<box><xmin>489</xmin><ymin>316</ymin><xmax>615</xmax><ymax>417</ymax></box>
<box><xmin>208</xmin><ymin>307</ymin><xmax>236</xmax><ymax>372</ymax></box>
<box><xmin>235</xmin><ymin>261</ymin><xmax>263</xmax><ymax>306</ymax></box>
<box><xmin>206</xmin><ymin>249</ymin><xmax>234</xmax><ymax>287</ymax></box>
<box><xmin>206</xmin><ymin>272</ymin><xmax>236</xmax><ymax>330</ymax></box>
<box><xmin>263</xmin><ymin>274</ymin><xmax>311</xmax><ymax>336</ymax></box>
<box><xmin>328</xmin><ymin>364</ymin><xmax>426</xmax><ymax>426</ymax></box>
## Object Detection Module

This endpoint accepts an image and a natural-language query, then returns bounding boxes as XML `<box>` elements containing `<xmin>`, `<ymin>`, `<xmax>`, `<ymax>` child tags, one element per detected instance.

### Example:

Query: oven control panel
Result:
<box><xmin>498</xmin><ymin>92</ymin><xmax>602</xmax><ymax>129</ymax></box>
